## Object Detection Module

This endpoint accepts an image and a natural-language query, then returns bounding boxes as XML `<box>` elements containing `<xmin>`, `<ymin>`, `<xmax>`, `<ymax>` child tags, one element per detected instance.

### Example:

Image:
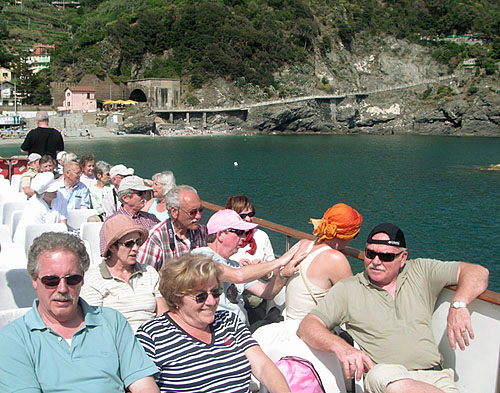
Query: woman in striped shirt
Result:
<box><xmin>81</xmin><ymin>214</ymin><xmax>168</xmax><ymax>332</ymax></box>
<box><xmin>136</xmin><ymin>253</ymin><xmax>291</xmax><ymax>393</ymax></box>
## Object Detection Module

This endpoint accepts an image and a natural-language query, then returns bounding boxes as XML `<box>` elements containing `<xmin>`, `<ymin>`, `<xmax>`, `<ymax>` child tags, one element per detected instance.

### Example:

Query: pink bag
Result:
<box><xmin>275</xmin><ymin>356</ymin><xmax>326</xmax><ymax>393</ymax></box>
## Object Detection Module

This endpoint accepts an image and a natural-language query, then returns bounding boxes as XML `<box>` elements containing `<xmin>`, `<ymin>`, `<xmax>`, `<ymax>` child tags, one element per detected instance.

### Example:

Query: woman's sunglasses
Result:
<box><xmin>118</xmin><ymin>238</ymin><xmax>143</xmax><ymax>248</ymax></box>
<box><xmin>191</xmin><ymin>288</ymin><xmax>224</xmax><ymax>303</ymax></box>
<box><xmin>239</xmin><ymin>211</ymin><xmax>255</xmax><ymax>219</ymax></box>
<box><xmin>365</xmin><ymin>249</ymin><xmax>403</xmax><ymax>262</ymax></box>
<box><xmin>38</xmin><ymin>274</ymin><xmax>84</xmax><ymax>287</ymax></box>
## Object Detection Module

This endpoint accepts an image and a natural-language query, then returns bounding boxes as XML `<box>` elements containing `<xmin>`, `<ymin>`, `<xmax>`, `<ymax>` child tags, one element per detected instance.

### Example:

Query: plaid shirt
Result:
<box><xmin>136</xmin><ymin>219</ymin><xmax>207</xmax><ymax>271</ymax></box>
<box><xmin>99</xmin><ymin>207</ymin><xmax>160</xmax><ymax>255</ymax></box>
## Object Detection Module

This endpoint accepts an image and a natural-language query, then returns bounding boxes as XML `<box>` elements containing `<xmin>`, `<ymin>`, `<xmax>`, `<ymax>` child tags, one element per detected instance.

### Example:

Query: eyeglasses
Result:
<box><xmin>190</xmin><ymin>288</ymin><xmax>224</xmax><ymax>303</ymax></box>
<box><xmin>118</xmin><ymin>238</ymin><xmax>143</xmax><ymax>248</ymax></box>
<box><xmin>133</xmin><ymin>191</ymin><xmax>146</xmax><ymax>197</ymax></box>
<box><xmin>225</xmin><ymin>228</ymin><xmax>247</xmax><ymax>237</ymax></box>
<box><xmin>38</xmin><ymin>274</ymin><xmax>84</xmax><ymax>287</ymax></box>
<box><xmin>239</xmin><ymin>211</ymin><xmax>255</xmax><ymax>219</ymax></box>
<box><xmin>365</xmin><ymin>249</ymin><xmax>404</xmax><ymax>262</ymax></box>
<box><xmin>181</xmin><ymin>206</ymin><xmax>204</xmax><ymax>217</ymax></box>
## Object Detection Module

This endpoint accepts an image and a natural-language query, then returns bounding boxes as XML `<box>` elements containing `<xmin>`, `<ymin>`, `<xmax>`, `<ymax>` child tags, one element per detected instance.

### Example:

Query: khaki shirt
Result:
<box><xmin>311</xmin><ymin>258</ymin><xmax>459</xmax><ymax>370</ymax></box>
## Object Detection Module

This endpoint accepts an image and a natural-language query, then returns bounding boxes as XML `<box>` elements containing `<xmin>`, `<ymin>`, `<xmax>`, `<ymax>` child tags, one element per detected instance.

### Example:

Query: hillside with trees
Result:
<box><xmin>1</xmin><ymin>0</ymin><xmax>499</xmax><ymax>104</ymax></box>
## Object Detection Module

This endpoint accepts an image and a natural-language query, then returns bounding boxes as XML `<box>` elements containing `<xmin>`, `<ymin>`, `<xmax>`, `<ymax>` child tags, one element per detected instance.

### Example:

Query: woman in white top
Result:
<box><xmin>13</xmin><ymin>172</ymin><xmax>68</xmax><ymax>244</ymax></box>
<box><xmin>142</xmin><ymin>170</ymin><xmax>176</xmax><ymax>222</ymax></box>
<box><xmin>79</xmin><ymin>153</ymin><xmax>96</xmax><ymax>187</ymax></box>
<box><xmin>285</xmin><ymin>203</ymin><xmax>362</xmax><ymax>320</ymax></box>
<box><xmin>88</xmin><ymin>160</ymin><xmax>113</xmax><ymax>215</ymax></box>
<box><xmin>81</xmin><ymin>214</ymin><xmax>168</xmax><ymax>331</ymax></box>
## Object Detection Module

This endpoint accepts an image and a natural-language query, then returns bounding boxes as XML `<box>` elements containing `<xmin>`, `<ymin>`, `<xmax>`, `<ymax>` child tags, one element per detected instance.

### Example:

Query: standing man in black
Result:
<box><xmin>21</xmin><ymin>111</ymin><xmax>64</xmax><ymax>159</ymax></box>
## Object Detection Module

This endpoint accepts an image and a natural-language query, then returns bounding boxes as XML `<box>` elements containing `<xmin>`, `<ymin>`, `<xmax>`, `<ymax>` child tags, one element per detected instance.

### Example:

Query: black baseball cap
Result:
<box><xmin>366</xmin><ymin>223</ymin><xmax>406</xmax><ymax>248</ymax></box>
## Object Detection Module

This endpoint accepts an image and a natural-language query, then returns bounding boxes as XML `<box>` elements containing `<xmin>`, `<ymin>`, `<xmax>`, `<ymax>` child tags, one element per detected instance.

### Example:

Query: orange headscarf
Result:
<box><xmin>310</xmin><ymin>203</ymin><xmax>362</xmax><ymax>241</ymax></box>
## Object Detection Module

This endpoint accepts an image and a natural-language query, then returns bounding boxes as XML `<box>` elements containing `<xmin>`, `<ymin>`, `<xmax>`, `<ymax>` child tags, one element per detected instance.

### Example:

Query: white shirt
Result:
<box><xmin>231</xmin><ymin>229</ymin><xmax>275</xmax><ymax>263</ymax></box>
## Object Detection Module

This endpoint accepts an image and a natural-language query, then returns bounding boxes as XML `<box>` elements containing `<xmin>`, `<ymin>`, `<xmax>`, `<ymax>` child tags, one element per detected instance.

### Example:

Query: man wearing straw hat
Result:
<box><xmin>298</xmin><ymin>223</ymin><xmax>489</xmax><ymax>393</ymax></box>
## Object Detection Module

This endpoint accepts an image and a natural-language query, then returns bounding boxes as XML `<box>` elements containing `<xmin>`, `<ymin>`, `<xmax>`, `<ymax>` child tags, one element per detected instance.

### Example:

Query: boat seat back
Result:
<box><xmin>0</xmin><ymin>242</ymin><xmax>27</xmax><ymax>270</ymax></box>
<box><xmin>10</xmin><ymin>174</ymin><xmax>23</xmax><ymax>192</ymax></box>
<box><xmin>10</xmin><ymin>210</ymin><xmax>24</xmax><ymax>241</ymax></box>
<box><xmin>66</xmin><ymin>209</ymin><xmax>98</xmax><ymax>231</ymax></box>
<box><xmin>432</xmin><ymin>288</ymin><xmax>500</xmax><ymax>393</ymax></box>
<box><xmin>0</xmin><ymin>307</ymin><xmax>30</xmax><ymax>329</ymax></box>
<box><xmin>80</xmin><ymin>222</ymin><xmax>103</xmax><ymax>266</ymax></box>
<box><xmin>23</xmin><ymin>223</ymin><xmax>68</xmax><ymax>256</ymax></box>
<box><xmin>1</xmin><ymin>201</ymin><xmax>27</xmax><ymax>226</ymax></box>
<box><xmin>0</xmin><ymin>268</ymin><xmax>36</xmax><ymax>311</ymax></box>
<box><xmin>0</xmin><ymin>224</ymin><xmax>12</xmax><ymax>243</ymax></box>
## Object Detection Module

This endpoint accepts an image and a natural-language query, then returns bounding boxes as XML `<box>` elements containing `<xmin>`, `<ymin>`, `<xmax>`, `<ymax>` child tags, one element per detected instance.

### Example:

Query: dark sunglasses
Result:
<box><xmin>38</xmin><ymin>274</ymin><xmax>83</xmax><ymax>287</ymax></box>
<box><xmin>191</xmin><ymin>288</ymin><xmax>224</xmax><ymax>303</ymax></box>
<box><xmin>365</xmin><ymin>249</ymin><xmax>404</xmax><ymax>262</ymax></box>
<box><xmin>226</xmin><ymin>228</ymin><xmax>247</xmax><ymax>236</ymax></box>
<box><xmin>239</xmin><ymin>211</ymin><xmax>255</xmax><ymax>219</ymax></box>
<box><xmin>181</xmin><ymin>207</ymin><xmax>204</xmax><ymax>217</ymax></box>
<box><xmin>133</xmin><ymin>191</ymin><xmax>146</xmax><ymax>197</ymax></box>
<box><xmin>118</xmin><ymin>238</ymin><xmax>143</xmax><ymax>248</ymax></box>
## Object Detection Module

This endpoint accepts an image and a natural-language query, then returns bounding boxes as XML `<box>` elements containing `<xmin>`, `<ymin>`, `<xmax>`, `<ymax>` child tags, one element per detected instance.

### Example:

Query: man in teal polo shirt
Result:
<box><xmin>0</xmin><ymin>232</ymin><xmax>159</xmax><ymax>393</ymax></box>
<box><xmin>298</xmin><ymin>223</ymin><xmax>489</xmax><ymax>393</ymax></box>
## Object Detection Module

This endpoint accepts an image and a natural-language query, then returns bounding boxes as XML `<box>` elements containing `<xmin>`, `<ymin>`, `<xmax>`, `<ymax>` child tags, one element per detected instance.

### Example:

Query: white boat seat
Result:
<box><xmin>80</xmin><ymin>221</ymin><xmax>104</xmax><ymax>266</ymax></box>
<box><xmin>0</xmin><ymin>307</ymin><xmax>30</xmax><ymax>329</ymax></box>
<box><xmin>0</xmin><ymin>224</ymin><xmax>12</xmax><ymax>243</ymax></box>
<box><xmin>10</xmin><ymin>210</ymin><xmax>23</xmax><ymax>241</ymax></box>
<box><xmin>10</xmin><ymin>174</ymin><xmax>23</xmax><ymax>192</ymax></box>
<box><xmin>0</xmin><ymin>242</ymin><xmax>27</xmax><ymax>270</ymax></box>
<box><xmin>23</xmin><ymin>223</ymin><xmax>68</xmax><ymax>256</ymax></box>
<box><xmin>0</xmin><ymin>268</ymin><xmax>36</xmax><ymax>311</ymax></box>
<box><xmin>1</xmin><ymin>201</ymin><xmax>27</xmax><ymax>225</ymax></box>
<box><xmin>66</xmin><ymin>209</ymin><xmax>98</xmax><ymax>231</ymax></box>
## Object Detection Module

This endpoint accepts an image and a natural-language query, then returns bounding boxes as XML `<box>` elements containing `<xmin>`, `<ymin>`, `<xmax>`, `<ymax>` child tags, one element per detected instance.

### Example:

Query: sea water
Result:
<box><xmin>2</xmin><ymin>134</ymin><xmax>499</xmax><ymax>291</ymax></box>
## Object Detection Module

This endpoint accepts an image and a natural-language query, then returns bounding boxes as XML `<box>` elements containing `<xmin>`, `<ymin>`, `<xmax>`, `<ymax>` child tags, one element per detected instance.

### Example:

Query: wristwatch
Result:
<box><xmin>450</xmin><ymin>301</ymin><xmax>467</xmax><ymax>309</ymax></box>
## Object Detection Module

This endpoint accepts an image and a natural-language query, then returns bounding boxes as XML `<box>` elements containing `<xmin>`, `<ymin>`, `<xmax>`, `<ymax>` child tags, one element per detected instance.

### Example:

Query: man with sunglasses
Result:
<box><xmin>137</xmin><ymin>185</ymin><xmax>208</xmax><ymax>270</ymax></box>
<box><xmin>100</xmin><ymin>175</ymin><xmax>159</xmax><ymax>255</ymax></box>
<box><xmin>0</xmin><ymin>232</ymin><xmax>160</xmax><ymax>392</ymax></box>
<box><xmin>192</xmin><ymin>209</ymin><xmax>306</xmax><ymax>328</ymax></box>
<box><xmin>298</xmin><ymin>223</ymin><xmax>489</xmax><ymax>393</ymax></box>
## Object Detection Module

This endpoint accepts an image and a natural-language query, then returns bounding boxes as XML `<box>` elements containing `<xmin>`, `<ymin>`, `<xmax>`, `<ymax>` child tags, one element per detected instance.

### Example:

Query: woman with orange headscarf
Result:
<box><xmin>285</xmin><ymin>203</ymin><xmax>362</xmax><ymax>320</ymax></box>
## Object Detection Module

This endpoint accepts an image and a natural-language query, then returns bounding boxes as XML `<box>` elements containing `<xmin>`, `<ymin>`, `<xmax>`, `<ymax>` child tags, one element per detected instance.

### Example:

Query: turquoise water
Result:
<box><xmin>2</xmin><ymin>134</ymin><xmax>499</xmax><ymax>291</ymax></box>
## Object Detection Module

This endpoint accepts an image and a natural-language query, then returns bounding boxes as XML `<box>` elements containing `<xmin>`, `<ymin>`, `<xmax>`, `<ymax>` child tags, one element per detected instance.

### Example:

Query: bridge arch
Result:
<box><xmin>129</xmin><ymin>89</ymin><xmax>147</xmax><ymax>102</ymax></box>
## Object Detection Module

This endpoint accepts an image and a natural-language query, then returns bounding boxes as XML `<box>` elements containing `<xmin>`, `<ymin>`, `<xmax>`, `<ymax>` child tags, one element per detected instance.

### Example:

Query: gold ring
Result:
<box><xmin>461</xmin><ymin>329</ymin><xmax>467</xmax><ymax>333</ymax></box>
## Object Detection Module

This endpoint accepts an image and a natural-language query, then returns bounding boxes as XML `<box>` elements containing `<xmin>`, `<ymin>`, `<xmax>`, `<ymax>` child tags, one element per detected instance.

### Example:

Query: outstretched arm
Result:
<box><xmin>297</xmin><ymin>314</ymin><xmax>373</xmax><ymax>381</ymax></box>
<box><xmin>447</xmin><ymin>262</ymin><xmax>489</xmax><ymax>350</ymax></box>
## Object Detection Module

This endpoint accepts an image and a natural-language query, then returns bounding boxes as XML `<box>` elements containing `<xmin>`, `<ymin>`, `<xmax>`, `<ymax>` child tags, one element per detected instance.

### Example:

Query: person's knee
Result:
<box><xmin>365</xmin><ymin>364</ymin><xmax>409</xmax><ymax>393</ymax></box>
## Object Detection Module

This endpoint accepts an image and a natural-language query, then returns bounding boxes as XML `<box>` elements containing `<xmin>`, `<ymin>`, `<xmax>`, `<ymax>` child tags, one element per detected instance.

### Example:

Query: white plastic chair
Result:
<box><xmin>80</xmin><ymin>221</ymin><xmax>104</xmax><ymax>266</ymax></box>
<box><xmin>0</xmin><ymin>224</ymin><xmax>12</xmax><ymax>243</ymax></box>
<box><xmin>0</xmin><ymin>307</ymin><xmax>30</xmax><ymax>328</ymax></box>
<box><xmin>0</xmin><ymin>242</ymin><xmax>27</xmax><ymax>269</ymax></box>
<box><xmin>10</xmin><ymin>174</ymin><xmax>23</xmax><ymax>192</ymax></box>
<box><xmin>66</xmin><ymin>209</ymin><xmax>98</xmax><ymax>231</ymax></box>
<box><xmin>23</xmin><ymin>223</ymin><xmax>68</xmax><ymax>255</ymax></box>
<box><xmin>10</xmin><ymin>210</ymin><xmax>24</xmax><ymax>241</ymax></box>
<box><xmin>1</xmin><ymin>201</ymin><xmax>27</xmax><ymax>225</ymax></box>
<box><xmin>0</xmin><ymin>268</ymin><xmax>37</xmax><ymax>311</ymax></box>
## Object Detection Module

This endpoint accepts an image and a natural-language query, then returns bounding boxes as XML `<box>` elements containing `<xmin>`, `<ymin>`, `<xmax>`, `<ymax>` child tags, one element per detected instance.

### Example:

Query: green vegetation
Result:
<box><xmin>1</xmin><ymin>0</ymin><xmax>499</xmax><ymax>98</ymax></box>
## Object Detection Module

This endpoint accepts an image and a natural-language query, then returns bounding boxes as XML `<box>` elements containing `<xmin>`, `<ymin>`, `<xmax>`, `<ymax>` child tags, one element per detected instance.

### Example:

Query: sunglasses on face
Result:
<box><xmin>226</xmin><ymin>228</ymin><xmax>247</xmax><ymax>237</ymax></box>
<box><xmin>181</xmin><ymin>207</ymin><xmax>204</xmax><ymax>217</ymax></box>
<box><xmin>365</xmin><ymin>249</ymin><xmax>404</xmax><ymax>262</ymax></box>
<box><xmin>239</xmin><ymin>211</ymin><xmax>255</xmax><ymax>219</ymax></box>
<box><xmin>38</xmin><ymin>274</ymin><xmax>84</xmax><ymax>287</ymax></box>
<box><xmin>191</xmin><ymin>287</ymin><xmax>224</xmax><ymax>303</ymax></box>
<box><xmin>133</xmin><ymin>191</ymin><xmax>146</xmax><ymax>197</ymax></box>
<box><xmin>118</xmin><ymin>238</ymin><xmax>143</xmax><ymax>248</ymax></box>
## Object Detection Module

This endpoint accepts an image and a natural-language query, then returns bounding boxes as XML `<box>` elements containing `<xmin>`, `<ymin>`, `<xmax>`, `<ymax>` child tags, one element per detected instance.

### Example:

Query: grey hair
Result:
<box><xmin>117</xmin><ymin>189</ymin><xmax>134</xmax><ymax>202</ymax></box>
<box><xmin>152</xmin><ymin>171</ymin><xmax>176</xmax><ymax>198</ymax></box>
<box><xmin>61</xmin><ymin>152</ymin><xmax>78</xmax><ymax>166</ymax></box>
<box><xmin>27</xmin><ymin>232</ymin><xmax>90</xmax><ymax>279</ymax></box>
<box><xmin>36</xmin><ymin>111</ymin><xmax>49</xmax><ymax>123</ymax></box>
<box><xmin>94</xmin><ymin>160</ymin><xmax>111</xmax><ymax>177</ymax></box>
<box><xmin>165</xmin><ymin>185</ymin><xmax>198</xmax><ymax>210</ymax></box>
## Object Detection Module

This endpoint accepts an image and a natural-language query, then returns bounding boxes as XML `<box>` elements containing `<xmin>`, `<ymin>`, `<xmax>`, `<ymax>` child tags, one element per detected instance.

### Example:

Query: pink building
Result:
<box><xmin>59</xmin><ymin>86</ymin><xmax>97</xmax><ymax>112</ymax></box>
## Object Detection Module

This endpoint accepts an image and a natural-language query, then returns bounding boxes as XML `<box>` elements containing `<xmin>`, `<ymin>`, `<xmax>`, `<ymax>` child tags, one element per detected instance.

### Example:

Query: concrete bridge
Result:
<box><xmin>154</xmin><ymin>75</ymin><xmax>456</xmax><ymax>127</ymax></box>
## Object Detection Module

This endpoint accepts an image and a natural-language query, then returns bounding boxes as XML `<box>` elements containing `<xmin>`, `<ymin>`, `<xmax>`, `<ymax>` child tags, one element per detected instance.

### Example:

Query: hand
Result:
<box><xmin>276</xmin><ymin>242</ymin><xmax>308</xmax><ymax>269</ymax></box>
<box><xmin>447</xmin><ymin>307</ymin><xmax>474</xmax><ymax>351</ymax></box>
<box><xmin>239</xmin><ymin>258</ymin><xmax>261</xmax><ymax>267</ymax></box>
<box><xmin>336</xmin><ymin>342</ymin><xmax>374</xmax><ymax>381</ymax></box>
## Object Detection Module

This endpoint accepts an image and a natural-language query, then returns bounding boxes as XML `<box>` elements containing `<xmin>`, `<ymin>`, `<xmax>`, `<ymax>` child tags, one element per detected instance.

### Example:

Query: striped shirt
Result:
<box><xmin>136</xmin><ymin>311</ymin><xmax>258</xmax><ymax>392</ymax></box>
<box><xmin>99</xmin><ymin>207</ymin><xmax>160</xmax><ymax>255</ymax></box>
<box><xmin>136</xmin><ymin>219</ymin><xmax>207</xmax><ymax>271</ymax></box>
<box><xmin>81</xmin><ymin>262</ymin><xmax>162</xmax><ymax>332</ymax></box>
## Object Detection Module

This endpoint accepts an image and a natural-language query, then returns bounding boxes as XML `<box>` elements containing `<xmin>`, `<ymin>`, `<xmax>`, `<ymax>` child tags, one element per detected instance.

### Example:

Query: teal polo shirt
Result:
<box><xmin>0</xmin><ymin>299</ymin><xmax>158</xmax><ymax>392</ymax></box>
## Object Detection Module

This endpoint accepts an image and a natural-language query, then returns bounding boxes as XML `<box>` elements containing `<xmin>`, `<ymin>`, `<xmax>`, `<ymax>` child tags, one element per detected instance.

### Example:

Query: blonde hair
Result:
<box><xmin>160</xmin><ymin>253</ymin><xmax>223</xmax><ymax>309</ymax></box>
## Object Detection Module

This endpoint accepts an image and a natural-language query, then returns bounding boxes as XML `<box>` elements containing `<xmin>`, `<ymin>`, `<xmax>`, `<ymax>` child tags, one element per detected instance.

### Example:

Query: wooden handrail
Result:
<box><xmin>201</xmin><ymin>200</ymin><xmax>500</xmax><ymax>306</ymax></box>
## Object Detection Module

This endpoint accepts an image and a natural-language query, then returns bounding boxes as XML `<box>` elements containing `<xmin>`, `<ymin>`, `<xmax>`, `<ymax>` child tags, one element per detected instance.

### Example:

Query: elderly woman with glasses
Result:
<box><xmin>81</xmin><ymin>214</ymin><xmax>167</xmax><ymax>332</ymax></box>
<box><xmin>142</xmin><ymin>171</ymin><xmax>176</xmax><ymax>222</ymax></box>
<box><xmin>136</xmin><ymin>253</ymin><xmax>292</xmax><ymax>393</ymax></box>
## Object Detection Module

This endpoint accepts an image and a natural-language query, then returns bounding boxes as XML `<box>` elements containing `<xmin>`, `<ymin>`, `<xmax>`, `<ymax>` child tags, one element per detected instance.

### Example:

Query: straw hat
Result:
<box><xmin>101</xmin><ymin>215</ymin><xmax>148</xmax><ymax>257</ymax></box>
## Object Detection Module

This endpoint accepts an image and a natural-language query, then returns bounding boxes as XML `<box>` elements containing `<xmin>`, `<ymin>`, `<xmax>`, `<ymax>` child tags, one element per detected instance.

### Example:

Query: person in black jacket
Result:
<box><xmin>21</xmin><ymin>111</ymin><xmax>64</xmax><ymax>159</ymax></box>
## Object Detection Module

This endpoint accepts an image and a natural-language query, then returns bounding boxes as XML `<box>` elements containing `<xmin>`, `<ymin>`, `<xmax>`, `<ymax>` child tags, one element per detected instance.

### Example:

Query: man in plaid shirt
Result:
<box><xmin>136</xmin><ymin>185</ymin><xmax>207</xmax><ymax>271</ymax></box>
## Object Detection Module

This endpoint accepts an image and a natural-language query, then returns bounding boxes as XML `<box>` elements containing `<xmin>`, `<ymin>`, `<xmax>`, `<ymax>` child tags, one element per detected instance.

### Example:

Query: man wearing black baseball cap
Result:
<box><xmin>298</xmin><ymin>222</ymin><xmax>489</xmax><ymax>393</ymax></box>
